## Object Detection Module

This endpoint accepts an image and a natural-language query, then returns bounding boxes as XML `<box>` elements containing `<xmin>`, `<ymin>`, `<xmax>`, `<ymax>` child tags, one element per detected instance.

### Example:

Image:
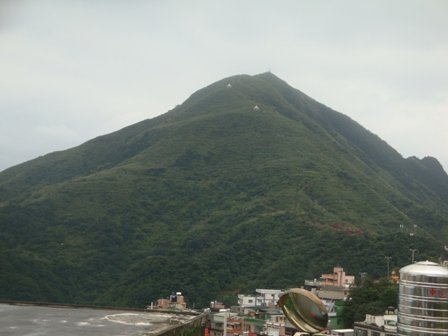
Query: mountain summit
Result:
<box><xmin>1</xmin><ymin>73</ymin><xmax>447</xmax><ymax>307</ymax></box>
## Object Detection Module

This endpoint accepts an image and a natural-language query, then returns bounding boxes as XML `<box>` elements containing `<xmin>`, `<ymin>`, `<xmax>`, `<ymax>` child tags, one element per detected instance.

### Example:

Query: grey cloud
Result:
<box><xmin>1</xmin><ymin>0</ymin><xmax>447</xmax><ymax>172</ymax></box>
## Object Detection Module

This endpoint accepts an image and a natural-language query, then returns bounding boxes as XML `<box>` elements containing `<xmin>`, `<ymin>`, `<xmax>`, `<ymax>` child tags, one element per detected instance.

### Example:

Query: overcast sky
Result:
<box><xmin>1</xmin><ymin>0</ymin><xmax>447</xmax><ymax>173</ymax></box>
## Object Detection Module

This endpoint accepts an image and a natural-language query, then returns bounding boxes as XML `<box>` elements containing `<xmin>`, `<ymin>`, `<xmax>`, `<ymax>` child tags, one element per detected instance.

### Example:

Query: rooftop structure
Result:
<box><xmin>320</xmin><ymin>266</ymin><xmax>355</xmax><ymax>288</ymax></box>
<box><xmin>398</xmin><ymin>261</ymin><xmax>448</xmax><ymax>335</ymax></box>
<box><xmin>156</xmin><ymin>291</ymin><xmax>187</xmax><ymax>311</ymax></box>
<box><xmin>354</xmin><ymin>309</ymin><xmax>397</xmax><ymax>336</ymax></box>
<box><xmin>238</xmin><ymin>289</ymin><xmax>283</xmax><ymax>308</ymax></box>
<box><xmin>303</xmin><ymin>267</ymin><xmax>354</xmax><ymax>330</ymax></box>
<box><xmin>0</xmin><ymin>302</ymin><xmax>204</xmax><ymax>336</ymax></box>
<box><xmin>304</xmin><ymin>266</ymin><xmax>354</xmax><ymax>299</ymax></box>
<box><xmin>330</xmin><ymin>329</ymin><xmax>354</xmax><ymax>336</ymax></box>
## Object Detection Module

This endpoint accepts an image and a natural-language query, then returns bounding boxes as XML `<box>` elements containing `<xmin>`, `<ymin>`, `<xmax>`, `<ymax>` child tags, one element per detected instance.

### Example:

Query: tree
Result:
<box><xmin>341</xmin><ymin>277</ymin><xmax>398</xmax><ymax>326</ymax></box>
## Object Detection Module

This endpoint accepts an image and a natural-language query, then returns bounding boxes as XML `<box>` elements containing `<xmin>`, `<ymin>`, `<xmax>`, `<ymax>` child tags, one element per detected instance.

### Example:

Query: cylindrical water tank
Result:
<box><xmin>398</xmin><ymin>261</ymin><xmax>448</xmax><ymax>335</ymax></box>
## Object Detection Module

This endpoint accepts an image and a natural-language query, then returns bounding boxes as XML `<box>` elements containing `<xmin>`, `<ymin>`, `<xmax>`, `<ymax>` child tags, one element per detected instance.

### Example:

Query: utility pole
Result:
<box><xmin>385</xmin><ymin>256</ymin><xmax>392</xmax><ymax>279</ymax></box>
<box><xmin>409</xmin><ymin>249</ymin><xmax>418</xmax><ymax>263</ymax></box>
<box><xmin>359</xmin><ymin>272</ymin><xmax>367</xmax><ymax>284</ymax></box>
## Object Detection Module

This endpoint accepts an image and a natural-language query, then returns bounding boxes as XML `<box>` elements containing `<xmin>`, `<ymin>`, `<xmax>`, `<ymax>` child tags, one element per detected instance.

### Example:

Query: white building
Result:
<box><xmin>264</xmin><ymin>321</ymin><xmax>284</xmax><ymax>336</ymax></box>
<box><xmin>353</xmin><ymin>311</ymin><xmax>397</xmax><ymax>336</ymax></box>
<box><xmin>238</xmin><ymin>289</ymin><xmax>283</xmax><ymax>308</ymax></box>
<box><xmin>237</xmin><ymin>294</ymin><xmax>263</xmax><ymax>307</ymax></box>
<box><xmin>331</xmin><ymin>329</ymin><xmax>354</xmax><ymax>336</ymax></box>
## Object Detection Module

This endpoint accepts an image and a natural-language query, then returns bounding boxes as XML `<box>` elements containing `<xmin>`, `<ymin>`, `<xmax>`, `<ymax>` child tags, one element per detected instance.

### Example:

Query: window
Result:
<box><xmin>354</xmin><ymin>329</ymin><xmax>367</xmax><ymax>336</ymax></box>
<box><xmin>372</xmin><ymin>332</ymin><xmax>380</xmax><ymax>336</ymax></box>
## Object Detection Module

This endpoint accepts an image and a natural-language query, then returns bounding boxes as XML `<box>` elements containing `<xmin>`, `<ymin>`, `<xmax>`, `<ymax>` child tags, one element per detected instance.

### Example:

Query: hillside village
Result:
<box><xmin>152</xmin><ymin>266</ymin><xmax>399</xmax><ymax>336</ymax></box>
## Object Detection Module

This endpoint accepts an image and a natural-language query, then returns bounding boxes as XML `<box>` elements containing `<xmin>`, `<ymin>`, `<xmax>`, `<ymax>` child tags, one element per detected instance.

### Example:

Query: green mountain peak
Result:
<box><xmin>1</xmin><ymin>73</ymin><xmax>447</xmax><ymax>307</ymax></box>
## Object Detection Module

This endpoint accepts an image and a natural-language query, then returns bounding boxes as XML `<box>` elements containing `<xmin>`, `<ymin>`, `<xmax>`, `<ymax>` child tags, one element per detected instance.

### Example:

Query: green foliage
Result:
<box><xmin>0</xmin><ymin>73</ymin><xmax>447</xmax><ymax>308</ymax></box>
<box><xmin>342</xmin><ymin>278</ymin><xmax>399</xmax><ymax>326</ymax></box>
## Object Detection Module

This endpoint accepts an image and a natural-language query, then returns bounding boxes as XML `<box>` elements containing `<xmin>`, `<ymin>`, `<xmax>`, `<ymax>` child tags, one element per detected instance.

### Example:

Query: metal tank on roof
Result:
<box><xmin>398</xmin><ymin>261</ymin><xmax>448</xmax><ymax>335</ymax></box>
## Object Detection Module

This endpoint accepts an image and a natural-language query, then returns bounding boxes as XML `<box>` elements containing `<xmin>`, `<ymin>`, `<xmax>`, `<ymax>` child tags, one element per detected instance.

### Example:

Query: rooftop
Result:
<box><xmin>0</xmin><ymin>303</ymin><xmax>199</xmax><ymax>336</ymax></box>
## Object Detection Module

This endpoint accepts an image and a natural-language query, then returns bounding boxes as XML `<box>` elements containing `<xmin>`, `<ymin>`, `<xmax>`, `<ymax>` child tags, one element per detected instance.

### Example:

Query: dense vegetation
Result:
<box><xmin>1</xmin><ymin>73</ymin><xmax>448</xmax><ymax>308</ymax></box>
<box><xmin>342</xmin><ymin>278</ymin><xmax>399</xmax><ymax>325</ymax></box>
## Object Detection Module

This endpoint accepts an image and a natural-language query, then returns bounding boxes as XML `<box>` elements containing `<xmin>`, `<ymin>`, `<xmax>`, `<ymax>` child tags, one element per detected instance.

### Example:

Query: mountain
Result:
<box><xmin>1</xmin><ymin>73</ymin><xmax>448</xmax><ymax>307</ymax></box>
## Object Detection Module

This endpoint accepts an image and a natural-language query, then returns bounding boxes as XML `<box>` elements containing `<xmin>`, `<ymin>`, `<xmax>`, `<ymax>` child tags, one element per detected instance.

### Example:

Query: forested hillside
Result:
<box><xmin>1</xmin><ymin>73</ymin><xmax>447</xmax><ymax>307</ymax></box>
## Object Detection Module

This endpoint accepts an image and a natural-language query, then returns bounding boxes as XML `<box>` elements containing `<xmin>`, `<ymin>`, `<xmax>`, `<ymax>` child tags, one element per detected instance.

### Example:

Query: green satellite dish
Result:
<box><xmin>277</xmin><ymin>288</ymin><xmax>328</xmax><ymax>334</ymax></box>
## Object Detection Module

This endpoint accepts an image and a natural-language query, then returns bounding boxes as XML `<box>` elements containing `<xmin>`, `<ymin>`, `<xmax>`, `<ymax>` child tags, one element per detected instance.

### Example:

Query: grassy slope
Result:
<box><xmin>0</xmin><ymin>73</ymin><xmax>447</xmax><ymax>307</ymax></box>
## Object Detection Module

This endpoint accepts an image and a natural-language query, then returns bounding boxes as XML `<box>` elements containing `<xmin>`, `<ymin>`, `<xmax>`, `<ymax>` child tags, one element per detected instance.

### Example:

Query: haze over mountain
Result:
<box><xmin>1</xmin><ymin>73</ymin><xmax>447</xmax><ymax>307</ymax></box>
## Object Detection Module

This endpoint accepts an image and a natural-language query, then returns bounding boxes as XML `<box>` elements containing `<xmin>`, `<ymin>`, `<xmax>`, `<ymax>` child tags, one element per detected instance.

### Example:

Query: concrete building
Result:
<box><xmin>303</xmin><ymin>266</ymin><xmax>354</xmax><ymax>299</ymax></box>
<box><xmin>238</xmin><ymin>294</ymin><xmax>264</xmax><ymax>307</ymax></box>
<box><xmin>209</xmin><ymin>311</ymin><xmax>265</xmax><ymax>336</ymax></box>
<box><xmin>157</xmin><ymin>291</ymin><xmax>187</xmax><ymax>310</ymax></box>
<box><xmin>210</xmin><ymin>301</ymin><xmax>225</xmax><ymax>311</ymax></box>
<box><xmin>256</xmin><ymin>289</ymin><xmax>283</xmax><ymax>308</ymax></box>
<box><xmin>304</xmin><ymin>266</ymin><xmax>355</xmax><ymax>330</ymax></box>
<box><xmin>209</xmin><ymin>312</ymin><xmax>242</xmax><ymax>336</ymax></box>
<box><xmin>331</xmin><ymin>329</ymin><xmax>354</xmax><ymax>336</ymax></box>
<box><xmin>264</xmin><ymin>320</ymin><xmax>285</xmax><ymax>336</ymax></box>
<box><xmin>321</xmin><ymin>266</ymin><xmax>355</xmax><ymax>287</ymax></box>
<box><xmin>0</xmin><ymin>302</ymin><xmax>204</xmax><ymax>336</ymax></box>
<box><xmin>238</xmin><ymin>289</ymin><xmax>283</xmax><ymax>308</ymax></box>
<box><xmin>353</xmin><ymin>311</ymin><xmax>397</xmax><ymax>336</ymax></box>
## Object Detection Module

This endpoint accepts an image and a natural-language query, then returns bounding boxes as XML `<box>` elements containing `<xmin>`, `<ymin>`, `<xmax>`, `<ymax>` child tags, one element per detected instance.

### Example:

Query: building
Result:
<box><xmin>304</xmin><ymin>266</ymin><xmax>355</xmax><ymax>330</ymax></box>
<box><xmin>303</xmin><ymin>266</ymin><xmax>354</xmax><ymax>299</ymax></box>
<box><xmin>210</xmin><ymin>301</ymin><xmax>226</xmax><ymax>311</ymax></box>
<box><xmin>353</xmin><ymin>311</ymin><xmax>397</xmax><ymax>336</ymax></box>
<box><xmin>238</xmin><ymin>289</ymin><xmax>284</xmax><ymax>308</ymax></box>
<box><xmin>321</xmin><ymin>266</ymin><xmax>355</xmax><ymax>287</ymax></box>
<box><xmin>156</xmin><ymin>291</ymin><xmax>187</xmax><ymax>310</ymax></box>
<box><xmin>209</xmin><ymin>311</ymin><xmax>263</xmax><ymax>336</ymax></box>
<box><xmin>238</xmin><ymin>294</ymin><xmax>264</xmax><ymax>308</ymax></box>
<box><xmin>264</xmin><ymin>320</ymin><xmax>285</xmax><ymax>336</ymax></box>
<box><xmin>256</xmin><ymin>289</ymin><xmax>283</xmax><ymax>308</ymax></box>
<box><xmin>211</xmin><ymin>291</ymin><xmax>287</xmax><ymax>336</ymax></box>
<box><xmin>331</xmin><ymin>329</ymin><xmax>354</xmax><ymax>336</ymax></box>
<box><xmin>209</xmin><ymin>312</ymin><xmax>242</xmax><ymax>336</ymax></box>
<box><xmin>1</xmin><ymin>302</ymin><xmax>204</xmax><ymax>336</ymax></box>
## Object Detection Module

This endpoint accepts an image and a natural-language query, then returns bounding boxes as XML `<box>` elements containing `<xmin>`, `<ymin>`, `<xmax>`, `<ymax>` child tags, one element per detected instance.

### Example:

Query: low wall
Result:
<box><xmin>153</xmin><ymin>313</ymin><xmax>207</xmax><ymax>336</ymax></box>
